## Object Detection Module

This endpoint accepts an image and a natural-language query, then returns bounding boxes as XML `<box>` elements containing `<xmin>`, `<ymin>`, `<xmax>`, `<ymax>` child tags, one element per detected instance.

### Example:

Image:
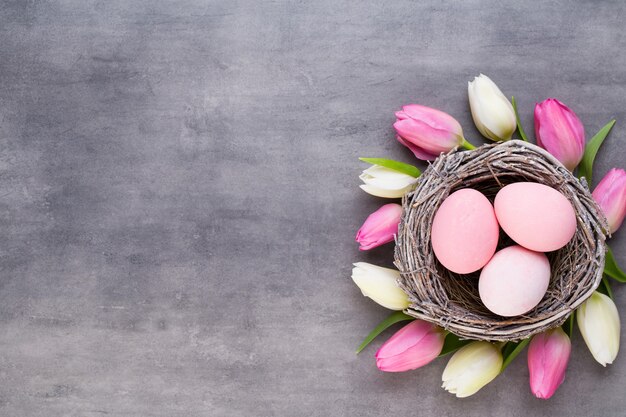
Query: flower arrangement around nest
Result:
<box><xmin>352</xmin><ymin>74</ymin><xmax>626</xmax><ymax>398</ymax></box>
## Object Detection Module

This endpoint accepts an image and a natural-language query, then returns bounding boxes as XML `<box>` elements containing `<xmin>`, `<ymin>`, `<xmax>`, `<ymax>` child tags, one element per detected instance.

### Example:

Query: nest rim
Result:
<box><xmin>394</xmin><ymin>140</ymin><xmax>608</xmax><ymax>342</ymax></box>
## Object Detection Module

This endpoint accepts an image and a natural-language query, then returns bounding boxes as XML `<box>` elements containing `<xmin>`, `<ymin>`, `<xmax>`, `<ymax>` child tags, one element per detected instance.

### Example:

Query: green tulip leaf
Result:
<box><xmin>578</xmin><ymin>119</ymin><xmax>616</xmax><ymax>183</ymax></box>
<box><xmin>356</xmin><ymin>311</ymin><xmax>414</xmax><ymax>354</ymax></box>
<box><xmin>511</xmin><ymin>96</ymin><xmax>529</xmax><ymax>142</ymax></box>
<box><xmin>460</xmin><ymin>140</ymin><xmax>477</xmax><ymax>150</ymax></box>
<box><xmin>605</xmin><ymin>246</ymin><xmax>626</xmax><ymax>283</ymax></box>
<box><xmin>501</xmin><ymin>338</ymin><xmax>531</xmax><ymax>372</ymax></box>
<box><xmin>438</xmin><ymin>333</ymin><xmax>471</xmax><ymax>357</ymax></box>
<box><xmin>598</xmin><ymin>276</ymin><xmax>614</xmax><ymax>299</ymax></box>
<box><xmin>359</xmin><ymin>157</ymin><xmax>421</xmax><ymax>178</ymax></box>
<box><xmin>563</xmin><ymin>312</ymin><xmax>576</xmax><ymax>338</ymax></box>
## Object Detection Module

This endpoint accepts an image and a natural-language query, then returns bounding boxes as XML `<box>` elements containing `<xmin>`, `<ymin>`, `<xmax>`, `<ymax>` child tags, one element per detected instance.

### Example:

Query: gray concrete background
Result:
<box><xmin>0</xmin><ymin>1</ymin><xmax>625</xmax><ymax>416</ymax></box>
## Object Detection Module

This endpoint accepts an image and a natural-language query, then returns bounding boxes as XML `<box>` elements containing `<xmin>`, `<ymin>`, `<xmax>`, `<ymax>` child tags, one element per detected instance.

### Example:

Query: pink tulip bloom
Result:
<box><xmin>592</xmin><ymin>168</ymin><xmax>626</xmax><ymax>233</ymax></box>
<box><xmin>527</xmin><ymin>327</ymin><xmax>571</xmax><ymax>399</ymax></box>
<box><xmin>534</xmin><ymin>99</ymin><xmax>585</xmax><ymax>171</ymax></box>
<box><xmin>376</xmin><ymin>320</ymin><xmax>446</xmax><ymax>372</ymax></box>
<box><xmin>355</xmin><ymin>204</ymin><xmax>402</xmax><ymax>250</ymax></box>
<box><xmin>394</xmin><ymin>104</ymin><xmax>465</xmax><ymax>161</ymax></box>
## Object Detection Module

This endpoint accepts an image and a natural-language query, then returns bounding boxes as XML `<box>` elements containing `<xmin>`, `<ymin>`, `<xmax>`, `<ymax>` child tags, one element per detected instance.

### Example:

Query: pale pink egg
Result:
<box><xmin>479</xmin><ymin>245</ymin><xmax>550</xmax><ymax>317</ymax></box>
<box><xmin>431</xmin><ymin>189</ymin><xmax>499</xmax><ymax>274</ymax></box>
<box><xmin>494</xmin><ymin>182</ymin><xmax>576</xmax><ymax>252</ymax></box>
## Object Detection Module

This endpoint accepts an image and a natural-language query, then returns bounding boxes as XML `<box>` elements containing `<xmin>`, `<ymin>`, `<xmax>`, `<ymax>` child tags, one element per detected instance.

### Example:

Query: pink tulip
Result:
<box><xmin>394</xmin><ymin>104</ymin><xmax>465</xmax><ymax>161</ymax></box>
<box><xmin>534</xmin><ymin>99</ymin><xmax>585</xmax><ymax>171</ymax></box>
<box><xmin>355</xmin><ymin>204</ymin><xmax>402</xmax><ymax>250</ymax></box>
<box><xmin>375</xmin><ymin>320</ymin><xmax>446</xmax><ymax>372</ymax></box>
<box><xmin>592</xmin><ymin>168</ymin><xmax>626</xmax><ymax>233</ymax></box>
<box><xmin>527</xmin><ymin>327</ymin><xmax>571</xmax><ymax>399</ymax></box>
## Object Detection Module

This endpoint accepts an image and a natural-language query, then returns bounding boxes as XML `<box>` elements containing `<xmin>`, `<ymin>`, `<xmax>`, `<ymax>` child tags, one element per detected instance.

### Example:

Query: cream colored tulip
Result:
<box><xmin>442</xmin><ymin>341</ymin><xmax>503</xmax><ymax>398</ymax></box>
<box><xmin>351</xmin><ymin>262</ymin><xmax>409</xmax><ymax>310</ymax></box>
<box><xmin>359</xmin><ymin>165</ymin><xmax>418</xmax><ymax>198</ymax></box>
<box><xmin>577</xmin><ymin>291</ymin><xmax>621</xmax><ymax>366</ymax></box>
<box><xmin>468</xmin><ymin>74</ymin><xmax>516</xmax><ymax>142</ymax></box>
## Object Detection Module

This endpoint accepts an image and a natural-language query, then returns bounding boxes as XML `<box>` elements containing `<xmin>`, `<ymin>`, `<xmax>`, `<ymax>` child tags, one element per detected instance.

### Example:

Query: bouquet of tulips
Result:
<box><xmin>352</xmin><ymin>74</ymin><xmax>625</xmax><ymax>398</ymax></box>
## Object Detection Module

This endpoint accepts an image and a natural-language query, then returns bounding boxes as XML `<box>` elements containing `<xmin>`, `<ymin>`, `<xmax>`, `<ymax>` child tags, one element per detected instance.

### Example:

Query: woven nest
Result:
<box><xmin>394</xmin><ymin>140</ymin><xmax>608</xmax><ymax>342</ymax></box>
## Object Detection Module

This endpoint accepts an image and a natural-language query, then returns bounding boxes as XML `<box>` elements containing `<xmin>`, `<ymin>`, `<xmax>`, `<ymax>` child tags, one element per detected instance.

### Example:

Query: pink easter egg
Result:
<box><xmin>479</xmin><ymin>245</ymin><xmax>551</xmax><ymax>317</ymax></box>
<box><xmin>431</xmin><ymin>189</ymin><xmax>499</xmax><ymax>274</ymax></box>
<box><xmin>494</xmin><ymin>182</ymin><xmax>576</xmax><ymax>252</ymax></box>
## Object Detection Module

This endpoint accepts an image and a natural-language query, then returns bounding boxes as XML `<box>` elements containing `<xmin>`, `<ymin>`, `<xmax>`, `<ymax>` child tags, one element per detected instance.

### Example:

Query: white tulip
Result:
<box><xmin>468</xmin><ymin>74</ymin><xmax>516</xmax><ymax>142</ymax></box>
<box><xmin>577</xmin><ymin>291</ymin><xmax>621</xmax><ymax>366</ymax></box>
<box><xmin>351</xmin><ymin>262</ymin><xmax>409</xmax><ymax>310</ymax></box>
<box><xmin>359</xmin><ymin>165</ymin><xmax>418</xmax><ymax>198</ymax></box>
<box><xmin>442</xmin><ymin>341</ymin><xmax>502</xmax><ymax>398</ymax></box>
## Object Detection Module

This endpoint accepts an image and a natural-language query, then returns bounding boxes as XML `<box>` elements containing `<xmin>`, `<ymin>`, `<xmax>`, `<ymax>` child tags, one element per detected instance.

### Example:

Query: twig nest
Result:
<box><xmin>394</xmin><ymin>140</ymin><xmax>608</xmax><ymax>342</ymax></box>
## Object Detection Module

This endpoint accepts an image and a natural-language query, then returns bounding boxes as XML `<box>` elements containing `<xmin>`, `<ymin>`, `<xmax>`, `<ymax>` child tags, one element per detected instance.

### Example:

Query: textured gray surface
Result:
<box><xmin>0</xmin><ymin>1</ymin><xmax>625</xmax><ymax>416</ymax></box>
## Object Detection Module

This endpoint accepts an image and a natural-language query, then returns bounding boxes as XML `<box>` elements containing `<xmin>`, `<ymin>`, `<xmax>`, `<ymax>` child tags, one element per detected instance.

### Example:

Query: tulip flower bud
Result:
<box><xmin>359</xmin><ymin>165</ymin><xmax>418</xmax><ymax>198</ymax></box>
<box><xmin>355</xmin><ymin>204</ymin><xmax>402</xmax><ymax>251</ymax></box>
<box><xmin>351</xmin><ymin>262</ymin><xmax>410</xmax><ymax>310</ymax></box>
<box><xmin>468</xmin><ymin>74</ymin><xmax>516</xmax><ymax>142</ymax></box>
<box><xmin>442</xmin><ymin>341</ymin><xmax>502</xmax><ymax>398</ymax></box>
<box><xmin>592</xmin><ymin>168</ymin><xmax>626</xmax><ymax>234</ymax></box>
<box><xmin>393</xmin><ymin>104</ymin><xmax>466</xmax><ymax>160</ymax></box>
<box><xmin>376</xmin><ymin>320</ymin><xmax>446</xmax><ymax>372</ymax></box>
<box><xmin>527</xmin><ymin>328</ymin><xmax>571</xmax><ymax>399</ymax></box>
<box><xmin>534</xmin><ymin>98</ymin><xmax>585</xmax><ymax>171</ymax></box>
<box><xmin>577</xmin><ymin>291</ymin><xmax>620</xmax><ymax>366</ymax></box>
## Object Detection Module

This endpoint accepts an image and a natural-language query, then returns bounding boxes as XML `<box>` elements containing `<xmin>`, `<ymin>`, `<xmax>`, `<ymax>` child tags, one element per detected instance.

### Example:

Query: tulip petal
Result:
<box><xmin>528</xmin><ymin>328</ymin><xmax>571</xmax><ymax>399</ymax></box>
<box><xmin>356</xmin><ymin>203</ymin><xmax>402</xmax><ymax>250</ymax></box>
<box><xmin>351</xmin><ymin>262</ymin><xmax>410</xmax><ymax>310</ymax></box>
<box><xmin>375</xmin><ymin>320</ymin><xmax>445</xmax><ymax>372</ymax></box>
<box><xmin>376</xmin><ymin>320</ymin><xmax>431</xmax><ymax>359</ymax></box>
<box><xmin>468</xmin><ymin>74</ymin><xmax>516</xmax><ymax>142</ymax></box>
<box><xmin>360</xmin><ymin>166</ymin><xmax>417</xmax><ymax>189</ymax></box>
<box><xmin>395</xmin><ymin>110</ymin><xmax>409</xmax><ymax>120</ymax></box>
<box><xmin>577</xmin><ymin>292</ymin><xmax>620</xmax><ymax>366</ymax></box>
<box><xmin>401</xmin><ymin>104</ymin><xmax>464</xmax><ymax>135</ymax></box>
<box><xmin>442</xmin><ymin>341</ymin><xmax>503</xmax><ymax>398</ymax></box>
<box><xmin>394</xmin><ymin>118</ymin><xmax>463</xmax><ymax>154</ymax></box>
<box><xmin>392</xmin><ymin>104</ymin><xmax>464</xmax><ymax>161</ymax></box>
<box><xmin>359</xmin><ymin>165</ymin><xmax>418</xmax><ymax>198</ymax></box>
<box><xmin>592</xmin><ymin>168</ymin><xmax>626</xmax><ymax>233</ymax></box>
<box><xmin>377</xmin><ymin>333</ymin><xmax>445</xmax><ymax>372</ymax></box>
<box><xmin>534</xmin><ymin>99</ymin><xmax>585</xmax><ymax>171</ymax></box>
<box><xmin>396</xmin><ymin>135</ymin><xmax>441</xmax><ymax>161</ymax></box>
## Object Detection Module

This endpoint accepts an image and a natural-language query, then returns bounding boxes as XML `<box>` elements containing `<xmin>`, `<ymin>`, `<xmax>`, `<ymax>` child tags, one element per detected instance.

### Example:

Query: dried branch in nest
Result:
<box><xmin>394</xmin><ymin>140</ymin><xmax>608</xmax><ymax>342</ymax></box>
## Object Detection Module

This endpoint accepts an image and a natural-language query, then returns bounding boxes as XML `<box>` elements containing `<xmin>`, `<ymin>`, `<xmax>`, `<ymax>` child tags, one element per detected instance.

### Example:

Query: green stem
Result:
<box><xmin>601</xmin><ymin>276</ymin><xmax>614</xmax><ymax>299</ymax></box>
<box><xmin>511</xmin><ymin>96</ymin><xmax>529</xmax><ymax>142</ymax></box>
<box><xmin>501</xmin><ymin>339</ymin><xmax>530</xmax><ymax>371</ymax></box>
<box><xmin>439</xmin><ymin>332</ymin><xmax>471</xmax><ymax>357</ymax></box>
<box><xmin>460</xmin><ymin>139</ymin><xmax>476</xmax><ymax>150</ymax></box>
<box><xmin>355</xmin><ymin>311</ymin><xmax>413</xmax><ymax>354</ymax></box>
<box><xmin>564</xmin><ymin>312</ymin><xmax>575</xmax><ymax>339</ymax></box>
